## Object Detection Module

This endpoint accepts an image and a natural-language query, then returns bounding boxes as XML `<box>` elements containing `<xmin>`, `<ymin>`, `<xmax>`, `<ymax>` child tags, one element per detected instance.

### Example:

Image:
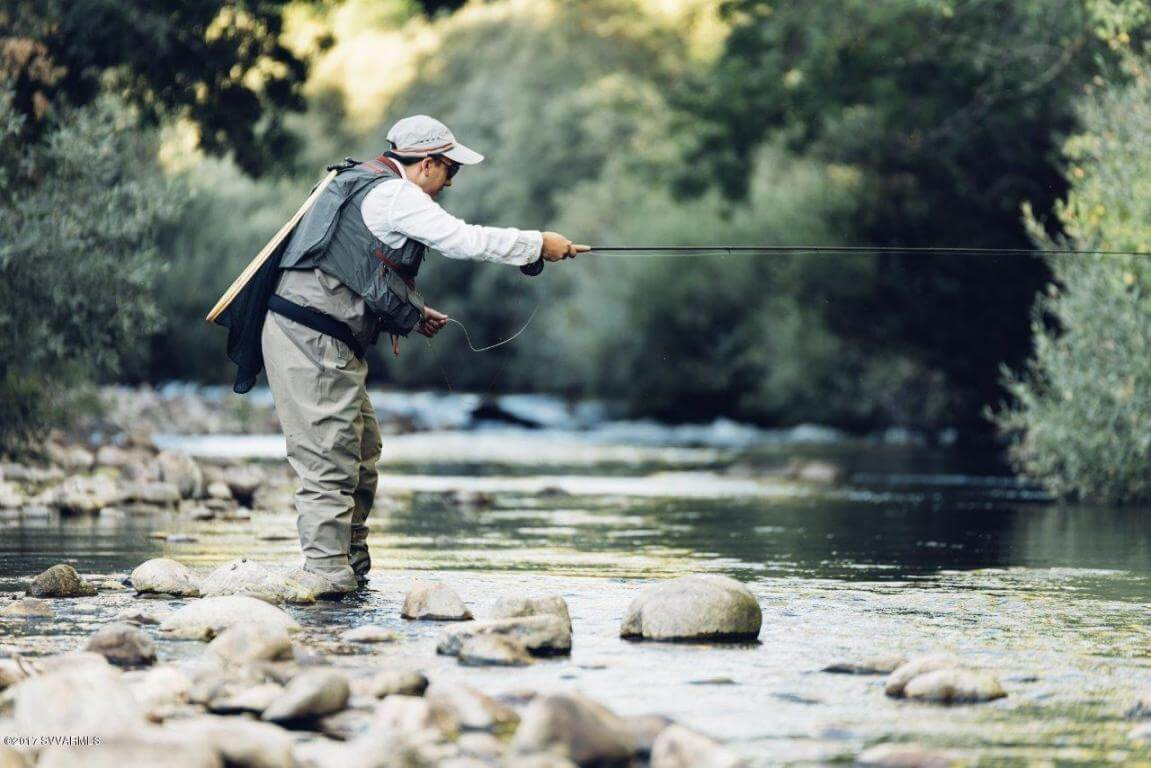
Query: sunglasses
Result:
<box><xmin>434</xmin><ymin>155</ymin><xmax>461</xmax><ymax>180</ymax></box>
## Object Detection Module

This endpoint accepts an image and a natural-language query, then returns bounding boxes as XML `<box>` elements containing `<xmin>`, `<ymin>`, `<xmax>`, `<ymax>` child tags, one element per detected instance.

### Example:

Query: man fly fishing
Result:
<box><xmin>210</xmin><ymin>115</ymin><xmax>588</xmax><ymax>595</ymax></box>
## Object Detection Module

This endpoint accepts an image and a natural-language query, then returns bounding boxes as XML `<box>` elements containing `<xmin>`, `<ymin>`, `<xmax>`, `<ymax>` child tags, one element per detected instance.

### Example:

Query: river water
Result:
<box><xmin>3</xmin><ymin>394</ymin><xmax>1151</xmax><ymax>765</ymax></box>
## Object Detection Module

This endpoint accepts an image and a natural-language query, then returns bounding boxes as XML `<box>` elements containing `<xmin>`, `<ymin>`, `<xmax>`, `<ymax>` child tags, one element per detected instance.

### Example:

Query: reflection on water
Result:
<box><xmin>4</xmin><ymin>436</ymin><xmax>1151</xmax><ymax>764</ymax></box>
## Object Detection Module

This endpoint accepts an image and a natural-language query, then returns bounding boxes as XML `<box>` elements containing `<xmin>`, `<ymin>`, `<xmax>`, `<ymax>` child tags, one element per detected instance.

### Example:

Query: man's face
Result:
<box><xmin>421</xmin><ymin>156</ymin><xmax>460</xmax><ymax>198</ymax></box>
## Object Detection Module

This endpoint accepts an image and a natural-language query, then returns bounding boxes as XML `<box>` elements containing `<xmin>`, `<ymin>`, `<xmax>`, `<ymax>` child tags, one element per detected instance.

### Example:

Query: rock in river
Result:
<box><xmin>160</xmin><ymin>595</ymin><xmax>301</xmax><ymax>640</ymax></box>
<box><xmin>425</xmin><ymin>681</ymin><xmax>520</xmax><ymax>733</ymax></box>
<box><xmin>458</xmin><ymin>635</ymin><xmax>534</xmax><ymax>667</ymax></box>
<box><xmin>620</xmin><ymin>574</ymin><xmax>761</xmax><ymax>642</ymax></box>
<box><xmin>163</xmin><ymin>714</ymin><xmax>294</xmax><ymax>768</ymax></box>
<box><xmin>903</xmin><ymin>669</ymin><xmax>1006</xmax><ymax>704</ymax></box>
<box><xmin>438</xmin><ymin>615</ymin><xmax>571</xmax><ymax>657</ymax></box>
<box><xmin>340</xmin><ymin>625</ymin><xmax>400</xmax><ymax>644</ymax></box>
<box><xmin>205</xmin><ymin>623</ymin><xmax>293</xmax><ymax>666</ymax></box>
<box><xmin>884</xmin><ymin>654</ymin><xmax>960</xmax><ymax>698</ymax></box>
<box><xmin>261</xmin><ymin>669</ymin><xmax>349</xmax><ymax>723</ymax></box>
<box><xmin>354</xmin><ymin>669</ymin><xmax>429</xmax><ymax>699</ymax></box>
<box><xmin>13</xmin><ymin>664</ymin><xmax>146</xmax><ymax>737</ymax></box>
<box><xmin>85</xmin><ymin>622</ymin><xmax>157</xmax><ymax>668</ymax></box>
<box><xmin>0</xmin><ymin>597</ymin><xmax>54</xmax><ymax>618</ymax></box>
<box><xmin>157</xmin><ymin>450</ymin><xmax>203</xmax><ymax>499</ymax></box>
<box><xmin>402</xmin><ymin>581</ymin><xmax>473</xmax><ymax>620</ymax></box>
<box><xmin>199</xmin><ymin>558</ymin><xmax>342</xmax><ymax>604</ymax></box>
<box><xmin>130</xmin><ymin>557</ymin><xmax>201</xmax><ymax>597</ymax></box>
<box><xmin>490</xmin><ymin>595</ymin><xmax>572</xmax><ymax>629</ymax></box>
<box><xmin>510</xmin><ymin>694</ymin><xmax>633</xmax><ymax>767</ymax></box>
<box><xmin>26</xmin><ymin>563</ymin><xmax>97</xmax><ymax>598</ymax></box>
<box><xmin>855</xmin><ymin>743</ymin><xmax>959</xmax><ymax>767</ymax></box>
<box><xmin>650</xmin><ymin>724</ymin><xmax>746</xmax><ymax>768</ymax></box>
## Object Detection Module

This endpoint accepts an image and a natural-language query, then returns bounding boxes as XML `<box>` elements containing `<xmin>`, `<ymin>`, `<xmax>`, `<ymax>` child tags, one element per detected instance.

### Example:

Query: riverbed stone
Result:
<box><xmin>132</xmin><ymin>666</ymin><xmax>193</xmax><ymax>719</ymax></box>
<box><xmin>510</xmin><ymin>694</ymin><xmax>632</xmax><ymax>766</ymax></box>
<box><xmin>42</xmin><ymin>474</ymin><xmax>122</xmax><ymax>513</ymax></box>
<box><xmin>624</xmin><ymin>714</ymin><xmax>674</xmax><ymax>757</ymax></box>
<box><xmin>164</xmin><ymin>714</ymin><xmax>295</xmax><ymax>768</ymax></box>
<box><xmin>438</xmin><ymin>615</ymin><xmax>572</xmax><ymax>657</ymax></box>
<box><xmin>206</xmin><ymin>481</ymin><xmax>233</xmax><ymax>501</ymax></box>
<box><xmin>0</xmin><ymin>597</ymin><xmax>53</xmax><ymax>618</ymax></box>
<box><xmin>0</xmin><ymin>659</ymin><xmax>32</xmax><ymax>691</ymax></box>
<box><xmin>85</xmin><ymin>623</ymin><xmax>157</xmax><ymax>668</ymax></box>
<box><xmin>223</xmin><ymin>465</ymin><xmax>264</xmax><ymax>505</ymax></box>
<box><xmin>26</xmin><ymin>563</ymin><xmax>97</xmax><ymax>597</ymax></box>
<box><xmin>0</xmin><ymin>481</ymin><xmax>24</xmax><ymax>509</ymax></box>
<box><xmin>903</xmin><ymin>668</ymin><xmax>1007</xmax><ymax>704</ymax></box>
<box><xmin>261</xmin><ymin>669</ymin><xmax>349</xmax><ymax>723</ymax></box>
<box><xmin>426</xmin><ymin>681</ymin><xmax>519</xmax><ymax>733</ymax></box>
<box><xmin>373</xmin><ymin>693</ymin><xmax>459</xmax><ymax>736</ymax></box>
<box><xmin>205</xmin><ymin>623</ymin><xmax>293</xmax><ymax>666</ymax></box>
<box><xmin>855</xmin><ymin>743</ymin><xmax>960</xmax><ymax>767</ymax></box>
<box><xmin>490</xmin><ymin>595</ymin><xmax>572</xmax><ymax>628</ymax></box>
<box><xmin>341</xmin><ymin>625</ymin><xmax>401</xmax><ymax>644</ymax></box>
<box><xmin>458</xmin><ymin>635</ymin><xmax>534</xmax><ymax>667</ymax></box>
<box><xmin>650</xmin><ymin>724</ymin><xmax>746</xmax><ymax>768</ymax></box>
<box><xmin>823</xmin><ymin>655</ymin><xmax>908</xmax><ymax>675</ymax></box>
<box><xmin>160</xmin><ymin>595</ymin><xmax>301</xmax><ymax>640</ymax></box>
<box><xmin>620</xmin><ymin>574</ymin><xmax>761</xmax><ymax>642</ymax></box>
<box><xmin>884</xmin><ymin>654</ymin><xmax>961</xmax><ymax>697</ymax></box>
<box><xmin>208</xmin><ymin>682</ymin><xmax>283</xmax><ymax>716</ymax></box>
<box><xmin>402</xmin><ymin>581</ymin><xmax>473</xmax><ymax>620</ymax></box>
<box><xmin>13</xmin><ymin>664</ymin><xmax>146</xmax><ymax>737</ymax></box>
<box><xmin>199</xmin><ymin>558</ymin><xmax>342</xmax><ymax>604</ymax></box>
<box><xmin>37</xmin><ymin>735</ymin><xmax>222</xmax><ymax>768</ymax></box>
<box><xmin>114</xmin><ymin>607</ymin><xmax>171</xmax><ymax>625</ymax></box>
<box><xmin>158</xmin><ymin>450</ymin><xmax>204</xmax><ymax>499</ymax></box>
<box><xmin>128</xmin><ymin>481</ymin><xmax>183</xmax><ymax>506</ymax></box>
<box><xmin>354</xmin><ymin>669</ymin><xmax>429</xmax><ymax>699</ymax></box>
<box><xmin>131</xmin><ymin>557</ymin><xmax>201</xmax><ymax>597</ymax></box>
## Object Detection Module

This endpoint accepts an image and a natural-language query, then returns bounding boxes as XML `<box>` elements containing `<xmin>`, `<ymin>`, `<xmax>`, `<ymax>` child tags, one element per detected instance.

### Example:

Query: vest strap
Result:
<box><xmin>268</xmin><ymin>294</ymin><xmax>366</xmax><ymax>359</ymax></box>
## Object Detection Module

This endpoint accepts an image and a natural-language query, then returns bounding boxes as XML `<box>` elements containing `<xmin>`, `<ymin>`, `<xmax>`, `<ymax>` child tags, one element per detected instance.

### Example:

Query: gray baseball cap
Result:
<box><xmin>385</xmin><ymin>115</ymin><xmax>484</xmax><ymax>165</ymax></box>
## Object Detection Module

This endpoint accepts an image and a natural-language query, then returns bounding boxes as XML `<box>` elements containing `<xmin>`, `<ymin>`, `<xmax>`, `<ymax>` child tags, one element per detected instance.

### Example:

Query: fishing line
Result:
<box><xmin>440</xmin><ymin>306</ymin><xmax>540</xmax><ymax>352</ymax></box>
<box><xmin>586</xmin><ymin>244</ymin><xmax>1151</xmax><ymax>258</ymax></box>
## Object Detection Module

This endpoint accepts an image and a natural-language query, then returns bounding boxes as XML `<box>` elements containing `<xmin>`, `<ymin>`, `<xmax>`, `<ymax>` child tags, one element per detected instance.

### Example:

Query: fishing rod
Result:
<box><xmin>520</xmin><ymin>243</ymin><xmax>1151</xmax><ymax>275</ymax></box>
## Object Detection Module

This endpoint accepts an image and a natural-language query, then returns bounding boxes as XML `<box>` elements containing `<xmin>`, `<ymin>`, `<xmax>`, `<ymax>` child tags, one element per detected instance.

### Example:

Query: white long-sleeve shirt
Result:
<box><xmin>359</xmin><ymin>163</ymin><xmax>543</xmax><ymax>266</ymax></box>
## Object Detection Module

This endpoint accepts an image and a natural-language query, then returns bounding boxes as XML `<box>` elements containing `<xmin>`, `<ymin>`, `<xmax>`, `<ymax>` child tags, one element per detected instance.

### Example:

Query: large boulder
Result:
<box><xmin>510</xmin><ymin>694</ymin><xmax>632</xmax><ymax>767</ymax></box>
<box><xmin>157</xmin><ymin>450</ymin><xmax>204</xmax><ymax>499</ymax></box>
<box><xmin>26</xmin><ymin>564</ymin><xmax>97</xmax><ymax>598</ymax></box>
<box><xmin>131</xmin><ymin>558</ymin><xmax>201</xmax><ymax>597</ymax></box>
<box><xmin>160</xmin><ymin>595</ymin><xmax>301</xmax><ymax>640</ymax></box>
<box><xmin>199</xmin><ymin>558</ymin><xmax>341</xmax><ymax>604</ymax></box>
<box><xmin>620</xmin><ymin>575</ymin><xmax>761</xmax><ymax>642</ymax></box>
<box><xmin>85</xmin><ymin>623</ymin><xmax>157</xmax><ymax>668</ymax></box>
<box><xmin>261</xmin><ymin>669</ymin><xmax>349</xmax><ymax>723</ymax></box>
<box><xmin>437</xmin><ymin>615</ymin><xmax>571</xmax><ymax>657</ymax></box>
<box><xmin>402</xmin><ymin>582</ymin><xmax>473</xmax><ymax>620</ymax></box>
<box><xmin>650</xmin><ymin>724</ymin><xmax>747</xmax><ymax>768</ymax></box>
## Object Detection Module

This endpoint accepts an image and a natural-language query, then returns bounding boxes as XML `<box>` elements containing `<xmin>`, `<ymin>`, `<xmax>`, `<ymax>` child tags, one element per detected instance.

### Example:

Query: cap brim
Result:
<box><xmin>443</xmin><ymin>143</ymin><xmax>484</xmax><ymax>165</ymax></box>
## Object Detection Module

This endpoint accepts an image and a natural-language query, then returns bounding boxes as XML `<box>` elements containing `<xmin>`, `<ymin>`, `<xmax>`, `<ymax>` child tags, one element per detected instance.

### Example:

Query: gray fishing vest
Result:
<box><xmin>279</xmin><ymin>158</ymin><xmax>426</xmax><ymax>345</ymax></box>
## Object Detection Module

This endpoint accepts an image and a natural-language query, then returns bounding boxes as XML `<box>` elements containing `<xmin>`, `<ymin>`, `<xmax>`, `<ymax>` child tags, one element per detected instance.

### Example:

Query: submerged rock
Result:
<box><xmin>160</xmin><ymin>595</ymin><xmax>301</xmax><ymax>640</ymax></box>
<box><xmin>510</xmin><ymin>694</ymin><xmax>632</xmax><ymax>767</ymax></box>
<box><xmin>340</xmin><ymin>625</ymin><xmax>400</xmax><ymax>644</ymax></box>
<box><xmin>0</xmin><ymin>597</ymin><xmax>54</xmax><ymax>618</ymax></box>
<box><xmin>855</xmin><ymin>743</ymin><xmax>959</xmax><ymax>767</ymax></box>
<box><xmin>458</xmin><ymin>635</ymin><xmax>534</xmax><ymax>667</ymax></box>
<box><xmin>884</xmin><ymin>654</ymin><xmax>961</xmax><ymax>698</ymax></box>
<box><xmin>903</xmin><ymin>669</ymin><xmax>1006</xmax><ymax>704</ymax></box>
<box><xmin>130</xmin><ymin>558</ymin><xmax>201</xmax><ymax>597</ymax></box>
<box><xmin>438</xmin><ymin>615</ymin><xmax>572</xmax><ymax>657</ymax></box>
<box><xmin>425</xmin><ymin>681</ymin><xmax>520</xmax><ymax>733</ymax></box>
<box><xmin>650</xmin><ymin>724</ymin><xmax>746</xmax><ymax>768</ymax></box>
<box><xmin>402</xmin><ymin>581</ymin><xmax>473</xmax><ymax>620</ymax></box>
<box><xmin>620</xmin><ymin>574</ymin><xmax>761</xmax><ymax>642</ymax></box>
<box><xmin>85</xmin><ymin>623</ymin><xmax>157</xmax><ymax>668</ymax></box>
<box><xmin>26</xmin><ymin>563</ymin><xmax>97</xmax><ymax>598</ymax></box>
<box><xmin>261</xmin><ymin>669</ymin><xmax>349</xmax><ymax>723</ymax></box>
<box><xmin>823</xmin><ymin>655</ymin><xmax>908</xmax><ymax>675</ymax></box>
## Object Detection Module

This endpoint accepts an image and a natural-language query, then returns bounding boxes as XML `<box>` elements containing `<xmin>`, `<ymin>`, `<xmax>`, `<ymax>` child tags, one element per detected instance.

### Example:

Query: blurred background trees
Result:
<box><xmin>5</xmin><ymin>0</ymin><xmax>1151</xmax><ymax>500</ymax></box>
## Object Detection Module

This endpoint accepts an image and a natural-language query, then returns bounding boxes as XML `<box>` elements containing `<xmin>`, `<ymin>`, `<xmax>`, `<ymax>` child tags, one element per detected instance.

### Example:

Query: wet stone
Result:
<box><xmin>438</xmin><ymin>615</ymin><xmax>572</xmax><ymax>657</ymax></box>
<box><xmin>26</xmin><ymin>563</ymin><xmax>97</xmax><ymax>598</ymax></box>
<box><xmin>425</xmin><ymin>681</ymin><xmax>520</xmax><ymax>733</ymax></box>
<box><xmin>402</xmin><ymin>581</ymin><xmax>473</xmax><ymax>621</ymax></box>
<box><xmin>84</xmin><ymin>623</ymin><xmax>157</xmax><ymax>668</ymax></box>
<box><xmin>207</xmin><ymin>682</ymin><xmax>283</xmax><ymax>716</ymax></box>
<box><xmin>650</xmin><ymin>723</ymin><xmax>747</xmax><ymax>768</ymax></box>
<box><xmin>160</xmin><ymin>595</ymin><xmax>301</xmax><ymax>640</ymax></box>
<box><xmin>340</xmin><ymin>625</ymin><xmax>400</xmax><ymax>644</ymax></box>
<box><xmin>0</xmin><ymin>597</ymin><xmax>54</xmax><ymax>619</ymax></box>
<box><xmin>373</xmin><ymin>693</ymin><xmax>459</xmax><ymax>736</ymax></box>
<box><xmin>458</xmin><ymin>634</ymin><xmax>534</xmax><ymax>667</ymax></box>
<box><xmin>261</xmin><ymin>668</ymin><xmax>349</xmax><ymax>723</ymax></box>
<box><xmin>199</xmin><ymin>558</ymin><xmax>341</xmax><ymax>604</ymax></box>
<box><xmin>131</xmin><ymin>557</ymin><xmax>201</xmax><ymax>597</ymax></box>
<box><xmin>823</xmin><ymin>655</ymin><xmax>908</xmax><ymax>675</ymax></box>
<box><xmin>903</xmin><ymin>668</ymin><xmax>1007</xmax><ymax>704</ymax></box>
<box><xmin>157</xmin><ymin>450</ymin><xmax>204</xmax><ymax>499</ymax></box>
<box><xmin>620</xmin><ymin>574</ymin><xmax>761</xmax><ymax>642</ymax></box>
<box><xmin>490</xmin><ymin>595</ymin><xmax>572</xmax><ymax>629</ymax></box>
<box><xmin>205</xmin><ymin>623</ymin><xmax>293</xmax><ymax>666</ymax></box>
<box><xmin>163</xmin><ymin>715</ymin><xmax>295</xmax><ymax>768</ymax></box>
<box><xmin>354</xmin><ymin>669</ymin><xmax>429</xmax><ymax>699</ymax></box>
<box><xmin>855</xmin><ymin>743</ymin><xmax>960</xmax><ymax>767</ymax></box>
<box><xmin>885</xmin><ymin>654</ymin><xmax>961</xmax><ymax>698</ymax></box>
<box><xmin>510</xmin><ymin>694</ymin><xmax>632</xmax><ymax>767</ymax></box>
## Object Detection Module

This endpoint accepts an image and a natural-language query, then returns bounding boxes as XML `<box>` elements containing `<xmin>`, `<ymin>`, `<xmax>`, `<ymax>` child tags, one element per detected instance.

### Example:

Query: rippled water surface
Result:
<box><xmin>4</xmin><ymin>424</ymin><xmax>1151</xmax><ymax>765</ymax></box>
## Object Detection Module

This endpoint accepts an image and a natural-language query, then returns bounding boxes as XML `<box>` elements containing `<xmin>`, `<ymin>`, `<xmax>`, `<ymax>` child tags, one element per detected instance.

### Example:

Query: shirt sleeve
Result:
<box><xmin>361</xmin><ymin>179</ymin><xmax>543</xmax><ymax>267</ymax></box>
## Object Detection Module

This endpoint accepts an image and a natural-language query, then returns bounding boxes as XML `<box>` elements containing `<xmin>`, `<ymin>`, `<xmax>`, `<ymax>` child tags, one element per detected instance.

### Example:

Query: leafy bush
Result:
<box><xmin>995</xmin><ymin>62</ymin><xmax>1151</xmax><ymax>502</ymax></box>
<box><xmin>0</xmin><ymin>93</ymin><xmax>178</xmax><ymax>447</ymax></box>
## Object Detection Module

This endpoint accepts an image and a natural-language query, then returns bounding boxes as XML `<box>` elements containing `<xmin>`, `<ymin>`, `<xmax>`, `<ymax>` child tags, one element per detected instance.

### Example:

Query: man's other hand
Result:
<box><xmin>541</xmin><ymin>232</ymin><xmax>591</xmax><ymax>262</ymax></box>
<box><xmin>418</xmin><ymin>306</ymin><xmax>450</xmax><ymax>338</ymax></box>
